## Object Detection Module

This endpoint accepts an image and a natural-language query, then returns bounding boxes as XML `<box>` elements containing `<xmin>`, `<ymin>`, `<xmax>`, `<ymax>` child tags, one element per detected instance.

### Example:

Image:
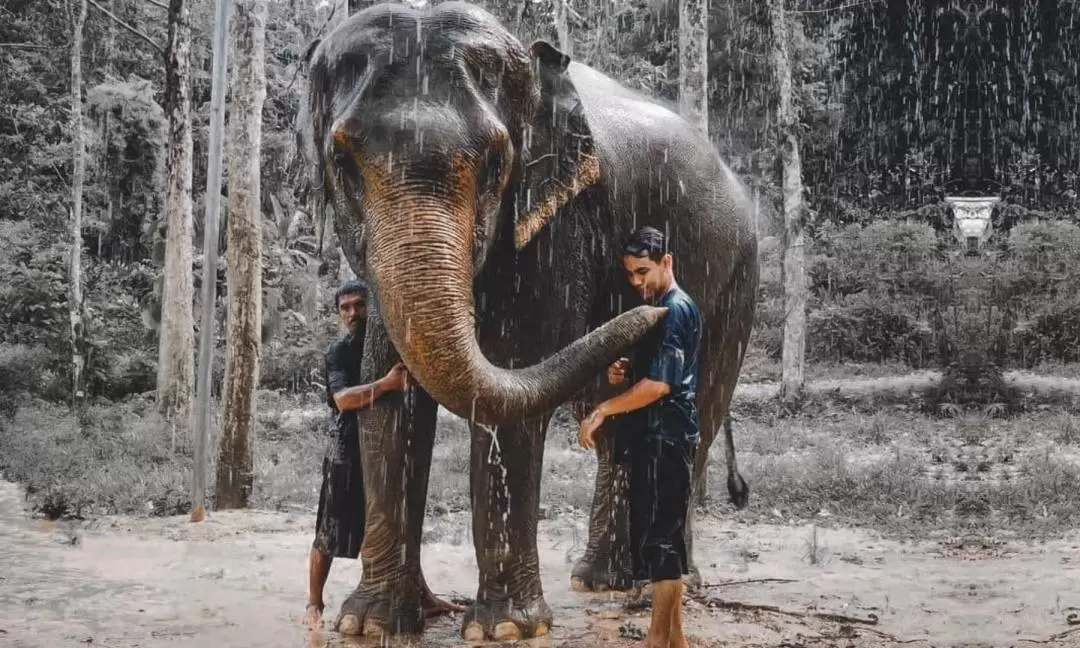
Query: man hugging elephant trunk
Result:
<box><xmin>296</xmin><ymin>0</ymin><xmax>757</xmax><ymax>642</ymax></box>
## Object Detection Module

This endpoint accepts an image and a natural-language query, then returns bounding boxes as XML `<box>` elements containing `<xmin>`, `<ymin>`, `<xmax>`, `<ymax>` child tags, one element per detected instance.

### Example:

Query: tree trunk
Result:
<box><xmin>217</xmin><ymin>0</ymin><xmax>267</xmax><ymax>510</ymax></box>
<box><xmin>678</xmin><ymin>0</ymin><xmax>709</xmax><ymax>136</ymax></box>
<box><xmin>338</xmin><ymin>244</ymin><xmax>355</xmax><ymax>283</ymax></box>
<box><xmin>678</xmin><ymin>0</ymin><xmax>709</xmax><ymax>503</ymax></box>
<box><xmin>158</xmin><ymin>0</ymin><xmax>196</xmax><ymax>424</ymax></box>
<box><xmin>769</xmin><ymin>0</ymin><xmax>807</xmax><ymax>402</ymax></box>
<box><xmin>68</xmin><ymin>0</ymin><xmax>88</xmax><ymax>406</ymax></box>
<box><xmin>191</xmin><ymin>0</ymin><xmax>232</xmax><ymax>523</ymax></box>
<box><xmin>552</xmin><ymin>0</ymin><xmax>573</xmax><ymax>57</ymax></box>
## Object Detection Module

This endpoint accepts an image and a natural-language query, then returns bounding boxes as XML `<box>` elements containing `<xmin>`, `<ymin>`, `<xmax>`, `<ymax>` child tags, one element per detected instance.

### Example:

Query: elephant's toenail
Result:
<box><xmin>534</xmin><ymin>622</ymin><xmax>550</xmax><ymax>637</ymax></box>
<box><xmin>570</xmin><ymin>577</ymin><xmax>589</xmax><ymax>592</ymax></box>
<box><xmin>494</xmin><ymin>621</ymin><xmax>522</xmax><ymax>641</ymax></box>
<box><xmin>462</xmin><ymin>621</ymin><xmax>485</xmax><ymax>642</ymax></box>
<box><xmin>338</xmin><ymin>614</ymin><xmax>360</xmax><ymax>635</ymax></box>
<box><xmin>362</xmin><ymin>619</ymin><xmax>384</xmax><ymax>637</ymax></box>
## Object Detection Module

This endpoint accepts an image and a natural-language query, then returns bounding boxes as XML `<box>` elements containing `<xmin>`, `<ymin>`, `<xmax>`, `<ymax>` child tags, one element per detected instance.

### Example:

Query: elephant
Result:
<box><xmin>296</xmin><ymin>1</ymin><xmax>758</xmax><ymax>641</ymax></box>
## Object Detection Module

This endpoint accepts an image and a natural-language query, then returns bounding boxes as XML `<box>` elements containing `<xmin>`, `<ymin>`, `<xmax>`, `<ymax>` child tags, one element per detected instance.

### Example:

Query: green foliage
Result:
<box><xmin>808</xmin><ymin>300</ymin><xmax>933</xmax><ymax>367</ymax></box>
<box><xmin>0</xmin><ymin>221</ymin><xmax>71</xmax><ymax>356</ymax></box>
<box><xmin>0</xmin><ymin>398</ymin><xmax>191</xmax><ymax>519</ymax></box>
<box><xmin>85</xmin><ymin>78</ymin><xmax>167</xmax><ymax>260</ymax></box>
<box><xmin>809</xmin><ymin>220</ymin><xmax>950</xmax><ymax>304</ymax></box>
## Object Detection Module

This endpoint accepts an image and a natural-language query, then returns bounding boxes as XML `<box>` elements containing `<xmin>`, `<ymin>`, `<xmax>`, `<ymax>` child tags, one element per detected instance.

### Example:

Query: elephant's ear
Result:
<box><xmin>295</xmin><ymin>40</ymin><xmax>329</xmax><ymax>253</ymax></box>
<box><xmin>512</xmin><ymin>40</ymin><xmax>601</xmax><ymax>251</ymax></box>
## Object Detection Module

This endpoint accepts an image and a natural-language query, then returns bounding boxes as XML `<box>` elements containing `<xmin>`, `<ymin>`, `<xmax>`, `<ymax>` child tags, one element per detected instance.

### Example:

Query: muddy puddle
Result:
<box><xmin>1</xmin><ymin>479</ymin><xmax>1079</xmax><ymax>648</ymax></box>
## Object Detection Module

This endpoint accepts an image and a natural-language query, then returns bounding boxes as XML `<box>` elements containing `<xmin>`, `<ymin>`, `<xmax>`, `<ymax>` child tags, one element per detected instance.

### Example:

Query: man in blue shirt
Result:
<box><xmin>580</xmin><ymin>226</ymin><xmax>702</xmax><ymax>648</ymax></box>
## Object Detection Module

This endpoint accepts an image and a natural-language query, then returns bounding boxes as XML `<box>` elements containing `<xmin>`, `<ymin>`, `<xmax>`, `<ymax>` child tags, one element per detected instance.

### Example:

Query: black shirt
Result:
<box><xmin>627</xmin><ymin>285</ymin><xmax>702</xmax><ymax>445</ymax></box>
<box><xmin>324</xmin><ymin>331</ymin><xmax>364</xmax><ymax>440</ymax></box>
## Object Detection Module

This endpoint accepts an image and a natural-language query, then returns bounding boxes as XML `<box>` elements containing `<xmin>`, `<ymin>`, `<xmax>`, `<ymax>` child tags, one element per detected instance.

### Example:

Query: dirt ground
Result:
<box><xmin>4</xmin><ymin>479</ymin><xmax>1080</xmax><ymax>648</ymax></box>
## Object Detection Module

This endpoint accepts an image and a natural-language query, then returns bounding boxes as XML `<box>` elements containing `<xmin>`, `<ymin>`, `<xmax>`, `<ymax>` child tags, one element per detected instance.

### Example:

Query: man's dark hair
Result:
<box><xmin>335</xmin><ymin>279</ymin><xmax>368</xmax><ymax>307</ymax></box>
<box><xmin>623</xmin><ymin>226</ymin><xmax>668</xmax><ymax>263</ymax></box>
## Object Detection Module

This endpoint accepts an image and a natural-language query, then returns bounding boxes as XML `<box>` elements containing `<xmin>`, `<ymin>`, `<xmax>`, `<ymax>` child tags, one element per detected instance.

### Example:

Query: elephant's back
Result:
<box><xmin>568</xmin><ymin>63</ymin><xmax>758</xmax><ymax>315</ymax></box>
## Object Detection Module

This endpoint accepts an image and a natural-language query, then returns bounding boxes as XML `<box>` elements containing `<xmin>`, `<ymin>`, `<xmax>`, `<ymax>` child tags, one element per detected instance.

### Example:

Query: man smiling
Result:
<box><xmin>580</xmin><ymin>226</ymin><xmax>701</xmax><ymax>648</ymax></box>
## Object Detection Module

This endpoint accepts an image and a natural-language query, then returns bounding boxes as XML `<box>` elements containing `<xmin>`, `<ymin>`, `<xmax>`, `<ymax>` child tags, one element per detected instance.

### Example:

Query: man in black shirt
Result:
<box><xmin>579</xmin><ymin>226</ymin><xmax>702</xmax><ymax>648</ymax></box>
<box><xmin>305</xmin><ymin>279</ymin><xmax>409</xmax><ymax>630</ymax></box>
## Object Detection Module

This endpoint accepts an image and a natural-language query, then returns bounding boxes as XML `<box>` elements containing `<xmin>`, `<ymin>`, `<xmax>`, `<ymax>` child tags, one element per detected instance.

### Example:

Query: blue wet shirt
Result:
<box><xmin>628</xmin><ymin>285</ymin><xmax>703</xmax><ymax>446</ymax></box>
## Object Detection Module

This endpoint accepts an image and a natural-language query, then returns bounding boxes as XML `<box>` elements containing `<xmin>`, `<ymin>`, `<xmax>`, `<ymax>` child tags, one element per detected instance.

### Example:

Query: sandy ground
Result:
<box><xmin>4</xmin><ymin>480</ymin><xmax>1080</xmax><ymax>647</ymax></box>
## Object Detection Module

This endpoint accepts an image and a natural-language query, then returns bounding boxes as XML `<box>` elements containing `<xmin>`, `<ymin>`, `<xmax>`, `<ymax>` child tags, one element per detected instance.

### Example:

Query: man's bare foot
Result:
<box><xmin>303</xmin><ymin>603</ymin><xmax>324</xmax><ymax>631</ymax></box>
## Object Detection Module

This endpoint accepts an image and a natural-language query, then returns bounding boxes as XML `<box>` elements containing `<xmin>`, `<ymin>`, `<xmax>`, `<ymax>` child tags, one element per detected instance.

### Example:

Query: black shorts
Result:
<box><xmin>312</xmin><ymin>428</ymin><xmax>365</xmax><ymax>559</ymax></box>
<box><xmin>625</xmin><ymin>435</ymin><xmax>695</xmax><ymax>583</ymax></box>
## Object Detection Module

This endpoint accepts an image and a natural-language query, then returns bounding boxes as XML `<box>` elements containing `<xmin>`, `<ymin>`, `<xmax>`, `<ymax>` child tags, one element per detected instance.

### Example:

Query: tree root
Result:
<box><xmin>627</xmin><ymin>591</ymin><xmax>883</xmax><ymax>627</ymax></box>
<box><xmin>1019</xmin><ymin>625</ymin><xmax>1080</xmax><ymax>644</ymax></box>
<box><xmin>701</xmin><ymin>577</ymin><xmax>800</xmax><ymax>589</ymax></box>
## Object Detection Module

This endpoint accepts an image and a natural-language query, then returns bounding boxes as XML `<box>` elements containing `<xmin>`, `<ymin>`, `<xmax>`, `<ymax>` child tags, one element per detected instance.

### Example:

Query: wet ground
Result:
<box><xmin>2</xmin><ymin>478</ymin><xmax>1080</xmax><ymax>648</ymax></box>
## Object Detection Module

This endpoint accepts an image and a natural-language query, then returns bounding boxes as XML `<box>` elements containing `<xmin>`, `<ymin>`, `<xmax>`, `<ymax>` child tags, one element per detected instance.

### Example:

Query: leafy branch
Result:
<box><xmin>86</xmin><ymin>0</ymin><xmax>164</xmax><ymax>55</ymax></box>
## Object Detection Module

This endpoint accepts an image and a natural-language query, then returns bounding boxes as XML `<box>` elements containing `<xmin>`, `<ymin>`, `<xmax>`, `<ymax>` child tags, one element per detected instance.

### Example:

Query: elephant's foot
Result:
<box><xmin>461</xmin><ymin>596</ymin><xmax>553</xmax><ymax>642</ymax></box>
<box><xmin>335</xmin><ymin>577</ymin><xmax>462</xmax><ymax>637</ymax></box>
<box><xmin>335</xmin><ymin>579</ymin><xmax>426</xmax><ymax>638</ymax></box>
<box><xmin>569</xmin><ymin>554</ymin><xmax>634</xmax><ymax>592</ymax></box>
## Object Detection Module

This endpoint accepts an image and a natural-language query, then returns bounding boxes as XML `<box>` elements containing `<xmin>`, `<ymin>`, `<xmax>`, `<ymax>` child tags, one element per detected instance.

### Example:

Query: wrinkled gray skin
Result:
<box><xmin>297</xmin><ymin>2</ymin><xmax>757</xmax><ymax>641</ymax></box>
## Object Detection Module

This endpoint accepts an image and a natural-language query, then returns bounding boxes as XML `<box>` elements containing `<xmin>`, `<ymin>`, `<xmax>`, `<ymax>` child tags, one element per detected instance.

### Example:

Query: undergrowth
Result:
<box><xmin>3</xmin><ymin>390</ymin><xmax>1080</xmax><ymax>541</ymax></box>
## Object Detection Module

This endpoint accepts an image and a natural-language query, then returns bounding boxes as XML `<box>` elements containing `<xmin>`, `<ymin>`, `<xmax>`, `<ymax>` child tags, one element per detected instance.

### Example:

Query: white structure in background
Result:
<box><xmin>944</xmin><ymin>195</ymin><xmax>1000</xmax><ymax>253</ymax></box>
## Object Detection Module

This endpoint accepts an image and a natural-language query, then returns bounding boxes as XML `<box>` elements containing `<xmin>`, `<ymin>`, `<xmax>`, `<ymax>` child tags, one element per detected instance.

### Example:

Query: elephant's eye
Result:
<box><xmin>479</xmin><ymin>148</ymin><xmax>502</xmax><ymax>191</ymax></box>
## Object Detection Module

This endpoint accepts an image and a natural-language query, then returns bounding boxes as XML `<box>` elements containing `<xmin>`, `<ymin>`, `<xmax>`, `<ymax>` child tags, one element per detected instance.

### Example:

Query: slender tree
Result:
<box><xmin>678</xmin><ymin>0</ymin><xmax>709</xmax><ymax>502</ymax></box>
<box><xmin>769</xmin><ymin>0</ymin><xmax>807</xmax><ymax>402</ymax></box>
<box><xmin>678</xmin><ymin>0</ymin><xmax>709</xmax><ymax>136</ymax></box>
<box><xmin>552</xmin><ymin>0</ymin><xmax>573</xmax><ymax>57</ymax></box>
<box><xmin>191</xmin><ymin>0</ymin><xmax>232</xmax><ymax>523</ymax></box>
<box><xmin>216</xmin><ymin>0</ymin><xmax>268</xmax><ymax>509</ymax></box>
<box><xmin>158</xmin><ymin>0</ymin><xmax>196</xmax><ymax>425</ymax></box>
<box><xmin>68</xmin><ymin>0</ymin><xmax>89</xmax><ymax>406</ymax></box>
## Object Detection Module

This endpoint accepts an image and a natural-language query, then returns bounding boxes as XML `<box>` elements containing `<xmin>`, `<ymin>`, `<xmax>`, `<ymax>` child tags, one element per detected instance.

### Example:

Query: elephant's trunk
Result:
<box><xmin>359</xmin><ymin>153</ymin><xmax>666</xmax><ymax>426</ymax></box>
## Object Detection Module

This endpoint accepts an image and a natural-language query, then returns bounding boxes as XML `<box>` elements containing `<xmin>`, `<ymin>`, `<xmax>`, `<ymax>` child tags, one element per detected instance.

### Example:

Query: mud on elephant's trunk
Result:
<box><xmin>361</xmin><ymin>162</ymin><xmax>665</xmax><ymax>426</ymax></box>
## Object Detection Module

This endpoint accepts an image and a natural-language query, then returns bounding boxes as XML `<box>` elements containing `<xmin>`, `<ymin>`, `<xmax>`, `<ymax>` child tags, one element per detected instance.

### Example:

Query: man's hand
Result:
<box><xmin>578</xmin><ymin>408</ymin><xmax>606</xmax><ymax>450</ymax></box>
<box><xmin>607</xmin><ymin>357</ymin><xmax>629</xmax><ymax>386</ymax></box>
<box><xmin>383</xmin><ymin>362</ymin><xmax>409</xmax><ymax>391</ymax></box>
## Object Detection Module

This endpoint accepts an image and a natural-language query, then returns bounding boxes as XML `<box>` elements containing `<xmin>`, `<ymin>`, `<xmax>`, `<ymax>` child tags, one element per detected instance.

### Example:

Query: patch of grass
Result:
<box><xmin>729</xmin><ymin>441</ymin><xmax>951</xmax><ymax>536</ymax></box>
<box><xmin>0</xmin><ymin>392</ymin><xmax>335</xmax><ymax>519</ymax></box>
<box><xmin>0</xmin><ymin>396</ymin><xmax>191</xmax><ymax>519</ymax></box>
<box><xmin>9</xmin><ymin>389</ymin><xmax>1080</xmax><ymax>543</ymax></box>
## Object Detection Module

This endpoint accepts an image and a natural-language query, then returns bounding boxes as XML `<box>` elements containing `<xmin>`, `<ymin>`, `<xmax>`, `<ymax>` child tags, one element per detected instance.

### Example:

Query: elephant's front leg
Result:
<box><xmin>335</xmin><ymin>314</ymin><xmax>442</xmax><ymax>638</ymax></box>
<box><xmin>462</xmin><ymin>415</ymin><xmax>553</xmax><ymax>642</ymax></box>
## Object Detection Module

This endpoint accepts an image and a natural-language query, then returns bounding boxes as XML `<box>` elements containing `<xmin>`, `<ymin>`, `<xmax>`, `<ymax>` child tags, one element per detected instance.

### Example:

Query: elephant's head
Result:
<box><xmin>299</xmin><ymin>1</ymin><xmax>665</xmax><ymax>424</ymax></box>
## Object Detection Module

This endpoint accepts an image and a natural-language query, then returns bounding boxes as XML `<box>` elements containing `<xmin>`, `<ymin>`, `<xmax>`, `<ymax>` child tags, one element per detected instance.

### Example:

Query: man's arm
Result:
<box><xmin>332</xmin><ymin>377</ymin><xmax>394</xmax><ymax>412</ymax></box>
<box><xmin>325</xmin><ymin>341</ymin><xmax>404</xmax><ymax>413</ymax></box>
<box><xmin>584</xmin><ymin>309</ymin><xmax>685</xmax><ymax>425</ymax></box>
<box><xmin>593</xmin><ymin>377</ymin><xmax>670</xmax><ymax>419</ymax></box>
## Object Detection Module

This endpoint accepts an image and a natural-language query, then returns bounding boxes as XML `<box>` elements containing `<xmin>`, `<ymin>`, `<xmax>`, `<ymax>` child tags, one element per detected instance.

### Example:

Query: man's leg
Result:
<box><xmin>306</xmin><ymin>547</ymin><xmax>333</xmax><ymax>630</ymax></box>
<box><xmin>633</xmin><ymin>437</ymin><xmax>694</xmax><ymax>648</ymax></box>
<box><xmin>306</xmin><ymin>454</ymin><xmax>343</xmax><ymax>631</ymax></box>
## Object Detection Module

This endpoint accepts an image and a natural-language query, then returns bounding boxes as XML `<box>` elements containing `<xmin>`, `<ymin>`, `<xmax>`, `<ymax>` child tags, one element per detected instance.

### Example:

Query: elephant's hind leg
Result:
<box><xmin>462</xmin><ymin>414</ymin><xmax>554</xmax><ymax>641</ymax></box>
<box><xmin>570</xmin><ymin>413</ymin><xmax>634</xmax><ymax>593</ymax></box>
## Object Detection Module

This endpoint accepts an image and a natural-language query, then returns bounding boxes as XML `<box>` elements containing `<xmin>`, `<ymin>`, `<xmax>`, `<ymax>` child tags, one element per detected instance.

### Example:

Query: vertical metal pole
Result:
<box><xmin>191</xmin><ymin>0</ymin><xmax>232</xmax><ymax>523</ymax></box>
